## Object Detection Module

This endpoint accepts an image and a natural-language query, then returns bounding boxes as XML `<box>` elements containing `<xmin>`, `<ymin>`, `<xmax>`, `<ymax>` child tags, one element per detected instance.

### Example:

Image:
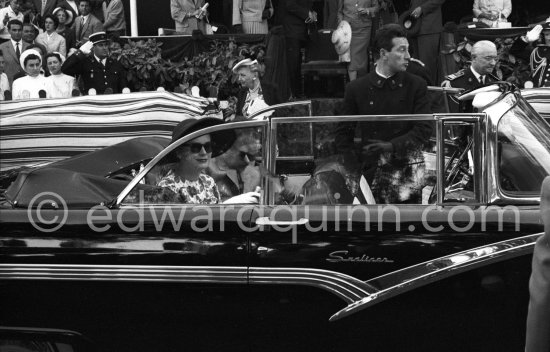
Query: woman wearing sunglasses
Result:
<box><xmin>157</xmin><ymin>134</ymin><xmax>220</xmax><ymax>204</ymax></box>
<box><xmin>155</xmin><ymin>118</ymin><xmax>260</xmax><ymax>205</ymax></box>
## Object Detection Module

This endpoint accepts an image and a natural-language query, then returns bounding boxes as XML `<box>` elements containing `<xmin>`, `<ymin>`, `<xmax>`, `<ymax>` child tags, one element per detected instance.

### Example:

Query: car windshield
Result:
<box><xmin>497</xmin><ymin>98</ymin><xmax>550</xmax><ymax>195</ymax></box>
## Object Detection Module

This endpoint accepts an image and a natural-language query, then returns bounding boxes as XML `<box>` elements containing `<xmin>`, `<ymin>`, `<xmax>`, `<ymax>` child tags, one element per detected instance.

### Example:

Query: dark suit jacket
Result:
<box><xmin>410</xmin><ymin>0</ymin><xmax>445</xmax><ymax>35</ymax></box>
<box><xmin>236</xmin><ymin>80</ymin><xmax>282</xmax><ymax>119</ymax></box>
<box><xmin>338</xmin><ymin>70</ymin><xmax>432</xmax><ymax>158</ymax></box>
<box><xmin>525</xmin><ymin>176</ymin><xmax>550</xmax><ymax>352</ymax></box>
<box><xmin>72</xmin><ymin>13</ymin><xmax>104</xmax><ymax>46</ymax></box>
<box><xmin>279</xmin><ymin>0</ymin><xmax>313</xmax><ymax>41</ymax></box>
<box><xmin>61</xmin><ymin>50</ymin><xmax>127</xmax><ymax>94</ymax></box>
<box><xmin>0</xmin><ymin>40</ymin><xmax>29</xmax><ymax>87</ymax></box>
<box><xmin>32</xmin><ymin>0</ymin><xmax>60</xmax><ymax>17</ymax></box>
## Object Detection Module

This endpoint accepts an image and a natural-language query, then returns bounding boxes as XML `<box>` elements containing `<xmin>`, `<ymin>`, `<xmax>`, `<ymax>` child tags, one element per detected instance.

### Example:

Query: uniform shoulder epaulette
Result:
<box><xmin>445</xmin><ymin>69</ymin><xmax>465</xmax><ymax>81</ymax></box>
<box><xmin>409</xmin><ymin>57</ymin><xmax>425</xmax><ymax>67</ymax></box>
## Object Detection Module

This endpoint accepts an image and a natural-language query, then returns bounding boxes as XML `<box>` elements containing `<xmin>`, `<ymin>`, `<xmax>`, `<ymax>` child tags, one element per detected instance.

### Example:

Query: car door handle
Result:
<box><xmin>255</xmin><ymin>217</ymin><xmax>309</xmax><ymax>226</ymax></box>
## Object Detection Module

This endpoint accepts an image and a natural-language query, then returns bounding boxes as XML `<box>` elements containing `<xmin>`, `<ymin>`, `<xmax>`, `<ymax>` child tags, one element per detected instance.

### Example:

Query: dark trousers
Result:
<box><xmin>410</xmin><ymin>33</ymin><xmax>440</xmax><ymax>85</ymax></box>
<box><xmin>285</xmin><ymin>37</ymin><xmax>305</xmax><ymax>98</ymax></box>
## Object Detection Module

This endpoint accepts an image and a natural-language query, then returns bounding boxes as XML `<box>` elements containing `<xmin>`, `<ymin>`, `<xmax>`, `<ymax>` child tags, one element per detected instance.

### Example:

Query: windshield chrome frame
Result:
<box><xmin>249</xmin><ymin>100</ymin><xmax>313</xmax><ymax>120</ymax></box>
<box><xmin>485</xmin><ymin>92</ymin><xmax>548</xmax><ymax>204</ymax></box>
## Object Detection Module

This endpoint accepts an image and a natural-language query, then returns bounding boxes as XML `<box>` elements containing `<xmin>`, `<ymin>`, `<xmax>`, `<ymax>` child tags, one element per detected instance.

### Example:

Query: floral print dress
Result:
<box><xmin>157</xmin><ymin>170</ymin><xmax>220</xmax><ymax>204</ymax></box>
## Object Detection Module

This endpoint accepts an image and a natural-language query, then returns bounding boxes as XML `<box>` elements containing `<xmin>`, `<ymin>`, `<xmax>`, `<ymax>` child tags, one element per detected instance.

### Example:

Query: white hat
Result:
<box><xmin>232</xmin><ymin>58</ymin><xmax>258</xmax><ymax>73</ymax></box>
<box><xmin>53</xmin><ymin>7</ymin><xmax>74</xmax><ymax>26</ymax></box>
<box><xmin>51</xmin><ymin>51</ymin><xmax>66</xmax><ymax>63</ymax></box>
<box><xmin>19</xmin><ymin>49</ymin><xmax>42</xmax><ymax>71</ymax></box>
<box><xmin>332</xmin><ymin>20</ymin><xmax>352</xmax><ymax>55</ymax></box>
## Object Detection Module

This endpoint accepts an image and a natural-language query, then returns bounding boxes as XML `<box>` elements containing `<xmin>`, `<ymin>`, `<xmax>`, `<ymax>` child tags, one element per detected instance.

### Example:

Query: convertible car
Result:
<box><xmin>1</xmin><ymin>84</ymin><xmax>550</xmax><ymax>351</ymax></box>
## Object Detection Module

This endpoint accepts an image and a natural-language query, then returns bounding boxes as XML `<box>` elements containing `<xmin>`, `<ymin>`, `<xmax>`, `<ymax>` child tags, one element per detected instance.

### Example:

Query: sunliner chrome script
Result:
<box><xmin>326</xmin><ymin>250</ymin><xmax>395</xmax><ymax>263</ymax></box>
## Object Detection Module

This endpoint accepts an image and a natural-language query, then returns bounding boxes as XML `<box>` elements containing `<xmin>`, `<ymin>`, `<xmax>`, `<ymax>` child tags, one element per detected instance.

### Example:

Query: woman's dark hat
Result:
<box><xmin>170</xmin><ymin>117</ymin><xmax>235</xmax><ymax>158</ymax></box>
<box><xmin>398</xmin><ymin>10</ymin><xmax>422</xmax><ymax>37</ymax></box>
<box><xmin>171</xmin><ymin>117</ymin><xmax>223</xmax><ymax>144</ymax></box>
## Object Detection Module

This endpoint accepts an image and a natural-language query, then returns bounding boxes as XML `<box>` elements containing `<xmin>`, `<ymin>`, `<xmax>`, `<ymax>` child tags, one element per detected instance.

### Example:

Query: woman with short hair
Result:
<box><xmin>233</xmin><ymin>58</ymin><xmax>281</xmax><ymax>120</ymax></box>
<box><xmin>36</xmin><ymin>14</ymin><xmax>67</xmax><ymax>57</ymax></box>
<box><xmin>45</xmin><ymin>52</ymin><xmax>75</xmax><ymax>98</ymax></box>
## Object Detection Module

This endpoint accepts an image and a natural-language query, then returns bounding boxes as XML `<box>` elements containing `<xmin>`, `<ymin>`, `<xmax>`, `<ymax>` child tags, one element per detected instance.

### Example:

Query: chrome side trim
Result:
<box><xmin>329</xmin><ymin>233</ymin><xmax>542</xmax><ymax>322</ymax></box>
<box><xmin>0</xmin><ymin>265</ymin><xmax>247</xmax><ymax>284</ymax></box>
<box><xmin>249</xmin><ymin>267</ymin><xmax>377</xmax><ymax>304</ymax></box>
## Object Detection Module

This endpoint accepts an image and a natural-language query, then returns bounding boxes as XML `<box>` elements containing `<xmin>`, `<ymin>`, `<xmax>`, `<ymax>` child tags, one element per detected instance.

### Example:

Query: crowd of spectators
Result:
<box><xmin>0</xmin><ymin>0</ymin><xmax>549</xmax><ymax>104</ymax></box>
<box><xmin>0</xmin><ymin>0</ymin><xmax>125</xmax><ymax>99</ymax></box>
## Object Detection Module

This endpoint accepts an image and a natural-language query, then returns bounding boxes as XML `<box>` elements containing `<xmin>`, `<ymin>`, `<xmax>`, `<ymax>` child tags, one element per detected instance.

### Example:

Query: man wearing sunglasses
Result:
<box><xmin>207</xmin><ymin>129</ymin><xmax>262</xmax><ymax>202</ymax></box>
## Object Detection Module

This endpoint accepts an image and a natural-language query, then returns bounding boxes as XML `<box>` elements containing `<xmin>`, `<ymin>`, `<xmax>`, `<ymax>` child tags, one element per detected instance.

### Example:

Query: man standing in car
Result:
<box><xmin>337</xmin><ymin>23</ymin><xmax>431</xmax><ymax>203</ymax></box>
<box><xmin>61</xmin><ymin>31</ymin><xmax>126</xmax><ymax>94</ymax></box>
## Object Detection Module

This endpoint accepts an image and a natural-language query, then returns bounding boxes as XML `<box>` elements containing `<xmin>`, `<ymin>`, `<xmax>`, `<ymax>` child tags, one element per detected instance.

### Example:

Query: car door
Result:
<box><xmin>244</xmin><ymin>114</ymin><xmax>540</xmax><ymax>347</ymax></box>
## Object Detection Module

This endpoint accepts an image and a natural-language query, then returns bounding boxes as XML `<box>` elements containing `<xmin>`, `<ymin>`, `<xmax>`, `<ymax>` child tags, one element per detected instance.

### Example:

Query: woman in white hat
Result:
<box><xmin>54</xmin><ymin>7</ymin><xmax>75</xmax><ymax>51</ymax></box>
<box><xmin>337</xmin><ymin>0</ymin><xmax>379</xmax><ymax>80</ymax></box>
<box><xmin>12</xmin><ymin>49</ymin><xmax>48</xmax><ymax>100</ymax></box>
<box><xmin>45</xmin><ymin>52</ymin><xmax>75</xmax><ymax>98</ymax></box>
<box><xmin>232</xmin><ymin>57</ymin><xmax>281</xmax><ymax>120</ymax></box>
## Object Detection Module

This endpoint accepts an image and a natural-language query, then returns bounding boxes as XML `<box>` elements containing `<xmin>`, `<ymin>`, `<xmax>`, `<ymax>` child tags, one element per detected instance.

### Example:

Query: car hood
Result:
<box><xmin>4</xmin><ymin>137</ymin><xmax>169</xmax><ymax>209</ymax></box>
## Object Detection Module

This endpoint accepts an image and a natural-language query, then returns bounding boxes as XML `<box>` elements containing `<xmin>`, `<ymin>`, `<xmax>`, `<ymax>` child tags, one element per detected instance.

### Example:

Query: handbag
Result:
<box><xmin>262</xmin><ymin>0</ymin><xmax>272</xmax><ymax>20</ymax></box>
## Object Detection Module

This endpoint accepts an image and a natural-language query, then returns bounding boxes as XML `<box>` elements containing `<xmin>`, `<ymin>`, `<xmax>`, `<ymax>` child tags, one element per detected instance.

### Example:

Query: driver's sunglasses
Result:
<box><xmin>183</xmin><ymin>142</ymin><xmax>212</xmax><ymax>153</ymax></box>
<box><xmin>239</xmin><ymin>150</ymin><xmax>256</xmax><ymax>160</ymax></box>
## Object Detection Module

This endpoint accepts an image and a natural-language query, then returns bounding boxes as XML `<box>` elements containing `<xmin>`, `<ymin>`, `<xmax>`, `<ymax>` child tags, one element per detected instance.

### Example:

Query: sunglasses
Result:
<box><xmin>239</xmin><ymin>150</ymin><xmax>256</xmax><ymax>160</ymax></box>
<box><xmin>183</xmin><ymin>142</ymin><xmax>212</xmax><ymax>153</ymax></box>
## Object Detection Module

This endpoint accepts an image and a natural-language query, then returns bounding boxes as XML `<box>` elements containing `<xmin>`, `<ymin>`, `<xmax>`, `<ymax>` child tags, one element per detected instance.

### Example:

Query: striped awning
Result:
<box><xmin>0</xmin><ymin>91</ymin><xmax>214</xmax><ymax>171</ymax></box>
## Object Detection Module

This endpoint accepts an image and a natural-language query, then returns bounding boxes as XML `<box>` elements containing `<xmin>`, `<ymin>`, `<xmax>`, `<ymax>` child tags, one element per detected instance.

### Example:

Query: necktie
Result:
<box><xmin>41</xmin><ymin>0</ymin><xmax>47</xmax><ymax>16</ymax></box>
<box><xmin>15</xmin><ymin>42</ymin><xmax>20</xmax><ymax>60</ymax></box>
<box><xmin>479</xmin><ymin>76</ymin><xmax>484</xmax><ymax>85</ymax></box>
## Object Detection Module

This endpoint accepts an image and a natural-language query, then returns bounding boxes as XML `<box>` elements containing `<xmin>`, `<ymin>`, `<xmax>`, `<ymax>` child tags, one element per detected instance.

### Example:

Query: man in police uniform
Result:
<box><xmin>510</xmin><ymin>19</ymin><xmax>550</xmax><ymax>88</ymax></box>
<box><xmin>61</xmin><ymin>31</ymin><xmax>127</xmax><ymax>94</ymax></box>
<box><xmin>442</xmin><ymin>40</ymin><xmax>499</xmax><ymax>113</ymax></box>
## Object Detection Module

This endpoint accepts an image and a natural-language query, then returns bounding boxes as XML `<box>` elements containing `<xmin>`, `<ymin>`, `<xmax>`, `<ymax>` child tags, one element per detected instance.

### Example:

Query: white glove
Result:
<box><xmin>223</xmin><ymin>191</ymin><xmax>260</xmax><ymax>204</ymax></box>
<box><xmin>79</xmin><ymin>40</ymin><xmax>94</xmax><ymax>55</ymax></box>
<box><xmin>525</xmin><ymin>25</ymin><xmax>543</xmax><ymax>43</ymax></box>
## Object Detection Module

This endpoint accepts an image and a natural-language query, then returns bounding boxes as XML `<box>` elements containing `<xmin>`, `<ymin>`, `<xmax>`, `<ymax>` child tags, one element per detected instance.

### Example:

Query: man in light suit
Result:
<box><xmin>0</xmin><ymin>19</ymin><xmax>29</xmax><ymax>87</ymax></box>
<box><xmin>406</xmin><ymin>0</ymin><xmax>445</xmax><ymax>85</ymax></box>
<box><xmin>71</xmin><ymin>0</ymin><xmax>103</xmax><ymax>47</ymax></box>
<box><xmin>525</xmin><ymin>176</ymin><xmax>550</xmax><ymax>352</ymax></box>
<box><xmin>102</xmin><ymin>0</ymin><xmax>126</xmax><ymax>39</ymax></box>
<box><xmin>170</xmin><ymin>0</ymin><xmax>207</xmax><ymax>34</ymax></box>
